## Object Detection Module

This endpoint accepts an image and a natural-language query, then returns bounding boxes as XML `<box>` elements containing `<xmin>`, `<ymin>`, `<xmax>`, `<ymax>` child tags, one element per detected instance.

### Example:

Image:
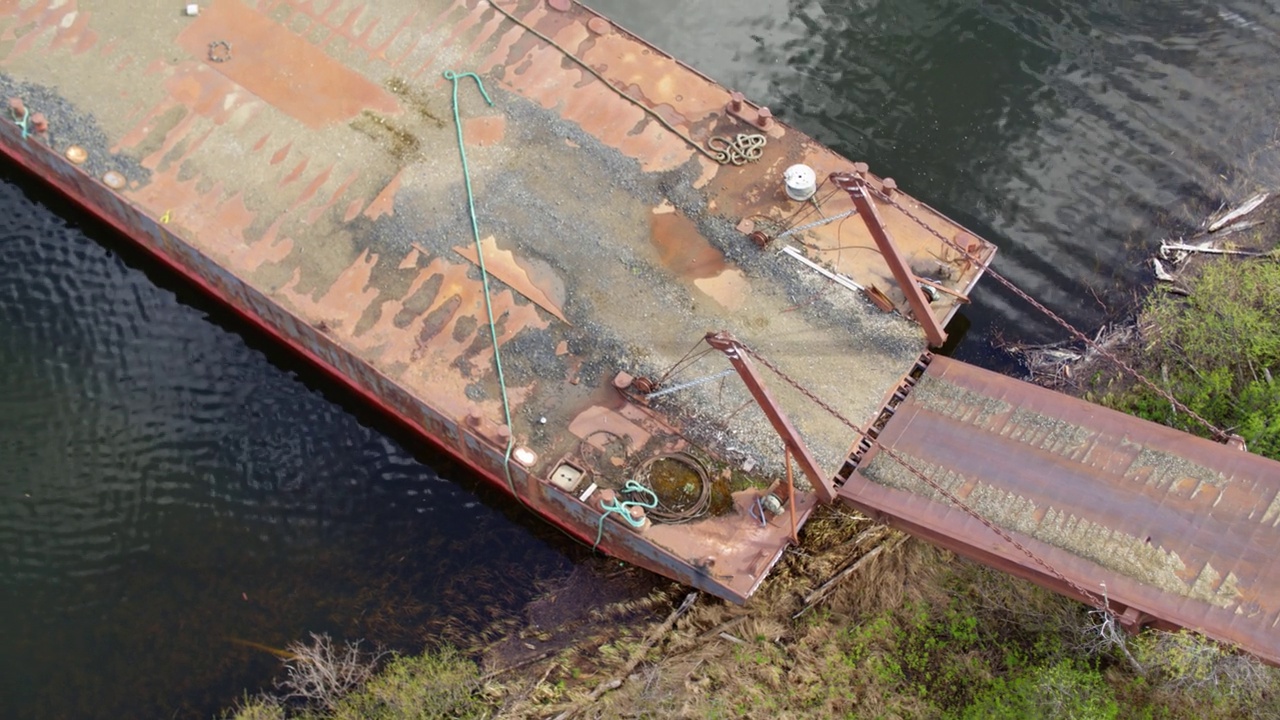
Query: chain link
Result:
<box><xmin>730</xmin><ymin>338</ymin><xmax>1106</xmax><ymax>610</ymax></box>
<box><xmin>876</xmin><ymin>189</ymin><xmax>1227</xmax><ymax>441</ymax></box>
<box><xmin>736</xmin><ymin>343</ymin><xmax>865</xmax><ymax>434</ymax></box>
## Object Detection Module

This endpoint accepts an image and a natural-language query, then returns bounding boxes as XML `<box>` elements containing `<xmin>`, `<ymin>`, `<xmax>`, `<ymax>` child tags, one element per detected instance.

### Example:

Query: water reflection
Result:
<box><xmin>0</xmin><ymin>172</ymin><xmax>572</xmax><ymax>719</ymax></box>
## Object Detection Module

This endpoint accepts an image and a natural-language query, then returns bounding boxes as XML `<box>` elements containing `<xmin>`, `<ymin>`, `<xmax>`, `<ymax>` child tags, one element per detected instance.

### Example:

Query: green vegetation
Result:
<box><xmin>228</xmin><ymin>646</ymin><xmax>488</xmax><ymax>720</ymax></box>
<box><xmin>228</xmin><ymin>516</ymin><xmax>1280</xmax><ymax>719</ymax></box>
<box><xmin>1091</xmin><ymin>254</ymin><xmax>1280</xmax><ymax>457</ymax></box>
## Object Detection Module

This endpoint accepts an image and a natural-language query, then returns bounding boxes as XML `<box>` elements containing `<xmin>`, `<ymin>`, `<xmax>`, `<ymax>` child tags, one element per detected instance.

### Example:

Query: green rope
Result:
<box><xmin>594</xmin><ymin>480</ymin><xmax>658</xmax><ymax>551</ymax></box>
<box><xmin>443</xmin><ymin>70</ymin><xmax>520</xmax><ymax>498</ymax></box>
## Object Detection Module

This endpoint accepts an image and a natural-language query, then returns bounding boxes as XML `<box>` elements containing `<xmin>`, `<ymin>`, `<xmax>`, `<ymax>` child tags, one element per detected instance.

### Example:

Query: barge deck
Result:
<box><xmin>0</xmin><ymin>0</ymin><xmax>992</xmax><ymax>603</ymax></box>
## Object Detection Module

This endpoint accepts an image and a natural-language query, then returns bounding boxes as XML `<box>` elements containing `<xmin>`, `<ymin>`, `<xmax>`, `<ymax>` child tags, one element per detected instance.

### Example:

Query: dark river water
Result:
<box><xmin>3</xmin><ymin>0</ymin><xmax>1280</xmax><ymax>717</ymax></box>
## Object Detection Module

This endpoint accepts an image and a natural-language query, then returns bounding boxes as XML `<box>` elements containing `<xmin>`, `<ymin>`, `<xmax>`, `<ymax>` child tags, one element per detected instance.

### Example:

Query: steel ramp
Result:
<box><xmin>839</xmin><ymin>355</ymin><xmax>1280</xmax><ymax>664</ymax></box>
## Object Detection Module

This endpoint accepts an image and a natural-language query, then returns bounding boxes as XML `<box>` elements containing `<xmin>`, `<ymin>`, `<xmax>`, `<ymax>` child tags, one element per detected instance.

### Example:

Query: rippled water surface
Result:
<box><xmin>4</xmin><ymin>0</ymin><xmax>1280</xmax><ymax>716</ymax></box>
<box><xmin>0</xmin><ymin>172</ymin><xmax>572</xmax><ymax>718</ymax></box>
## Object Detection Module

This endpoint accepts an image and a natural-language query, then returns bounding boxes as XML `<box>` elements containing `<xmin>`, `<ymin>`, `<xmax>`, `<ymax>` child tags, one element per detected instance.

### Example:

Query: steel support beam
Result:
<box><xmin>831</xmin><ymin>173</ymin><xmax>948</xmax><ymax>348</ymax></box>
<box><xmin>704</xmin><ymin>331</ymin><xmax>836</xmax><ymax>503</ymax></box>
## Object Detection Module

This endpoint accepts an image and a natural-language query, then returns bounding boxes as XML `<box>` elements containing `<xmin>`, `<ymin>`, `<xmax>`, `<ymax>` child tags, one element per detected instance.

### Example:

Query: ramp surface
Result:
<box><xmin>841</xmin><ymin>356</ymin><xmax>1280</xmax><ymax>664</ymax></box>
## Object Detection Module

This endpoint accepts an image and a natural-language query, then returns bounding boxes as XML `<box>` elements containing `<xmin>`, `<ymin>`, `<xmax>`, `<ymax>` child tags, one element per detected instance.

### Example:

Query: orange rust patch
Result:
<box><xmin>270</xmin><ymin>141</ymin><xmax>292</xmax><ymax>165</ymax></box>
<box><xmin>650</xmin><ymin>209</ymin><xmax>727</xmax><ymax>280</ymax></box>
<box><xmin>399</xmin><ymin>247</ymin><xmax>421</xmax><ymax>270</ymax></box>
<box><xmin>454</xmin><ymin>235</ymin><xmax>568</xmax><ymax>324</ymax></box>
<box><xmin>176</xmin><ymin>0</ymin><xmax>399</xmax><ymax>128</ymax></box>
<box><xmin>281</xmin><ymin>158</ymin><xmax>308</xmax><ymax>186</ymax></box>
<box><xmin>464</xmin><ymin>115</ymin><xmax>506</xmax><ymax>147</ymax></box>
<box><xmin>364</xmin><ymin>169</ymin><xmax>403</xmax><ymax>220</ymax></box>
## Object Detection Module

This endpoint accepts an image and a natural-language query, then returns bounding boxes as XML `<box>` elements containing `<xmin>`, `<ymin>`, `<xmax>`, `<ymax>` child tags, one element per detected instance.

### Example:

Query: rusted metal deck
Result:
<box><xmin>0</xmin><ymin>0</ymin><xmax>994</xmax><ymax>605</ymax></box>
<box><xmin>842</xmin><ymin>356</ymin><xmax>1280</xmax><ymax>665</ymax></box>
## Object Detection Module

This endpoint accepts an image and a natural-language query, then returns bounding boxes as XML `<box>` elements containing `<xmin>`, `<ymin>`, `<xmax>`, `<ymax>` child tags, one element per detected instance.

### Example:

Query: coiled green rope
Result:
<box><xmin>443</xmin><ymin>70</ymin><xmax>520</xmax><ymax>499</ymax></box>
<box><xmin>594</xmin><ymin>480</ymin><xmax>658</xmax><ymax>551</ymax></box>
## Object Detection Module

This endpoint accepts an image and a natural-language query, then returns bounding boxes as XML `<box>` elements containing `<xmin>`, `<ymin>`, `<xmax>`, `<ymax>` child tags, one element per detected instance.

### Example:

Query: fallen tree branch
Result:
<box><xmin>551</xmin><ymin>591</ymin><xmax>699</xmax><ymax>720</ymax></box>
<box><xmin>1208</xmin><ymin>191</ymin><xmax>1269</xmax><ymax>232</ymax></box>
<box><xmin>1160</xmin><ymin>242</ymin><xmax>1268</xmax><ymax>257</ymax></box>
<box><xmin>796</xmin><ymin>533</ymin><xmax>908</xmax><ymax>617</ymax></box>
<box><xmin>480</xmin><ymin>648</ymin><xmax>558</xmax><ymax>682</ymax></box>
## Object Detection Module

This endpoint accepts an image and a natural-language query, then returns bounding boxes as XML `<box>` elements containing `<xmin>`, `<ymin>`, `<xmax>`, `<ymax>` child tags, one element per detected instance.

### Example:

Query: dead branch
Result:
<box><xmin>551</xmin><ymin>591</ymin><xmax>699</xmax><ymax>720</ymax></box>
<box><xmin>276</xmin><ymin>633</ymin><xmax>386</xmax><ymax>712</ymax></box>
<box><xmin>1161</xmin><ymin>242</ymin><xmax>1268</xmax><ymax>257</ymax></box>
<box><xmin>796</xmin><ymin>532</ymin><xmax>908</xmax><ymax>617</ymax></box>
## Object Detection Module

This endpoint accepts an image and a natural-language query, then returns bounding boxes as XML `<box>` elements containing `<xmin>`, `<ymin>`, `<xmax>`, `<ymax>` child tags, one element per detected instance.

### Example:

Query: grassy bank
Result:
<box><xmin>228</xmin><ymin>513</ymin><xmax>1280</xmax><ymax>718</ymax></box>
<box><xmin>1084</xmin><ymin>195</ymin><xmax>1280</xmax><ymax>456</ymax></box>
<box><xmin>227</xmin><ymin>196</ymin><xmax>1280</xmax><ymax>720</ymax></box>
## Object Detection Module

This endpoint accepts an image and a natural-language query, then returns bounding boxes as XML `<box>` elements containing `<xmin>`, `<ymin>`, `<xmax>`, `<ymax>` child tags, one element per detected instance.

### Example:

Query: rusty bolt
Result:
<box><xmin>755</xmin><ymin>106</ymin><xmax>773</xmax><ymax>129</ymax></box>
<box><xmin>587</xmin><ymin>17</ymin><xmax>611</xmax><ymax>35</ymax></box>
<box><xmin>102</xmin><ymin>171</ymin><xmax>127</xmax><ymax>190</ymax></box>
<box><xmin>728</xmin><ymin>91</ymin><xmax>745</xmax><ymax>113</ymax></box>
<box><xmin>65</xmin><ymin>145</ymin><xmax>88</xmax><ymax>164</ymax></box>
<box><xmin>749</xmin><ymin>230</ymin><xmax>771</xmax><ymax>248</ymax></box>
<box><xmin>465</xmin><ymin>411</ymin><xmax>483</xmax><ymax>428</ymax></box>
<box><xmin>853</xmin><ymin>161</ymin><xmax>869</xmax><ymax>178</ymax></box>
<box><xmin>28</xmin><ymin>112</ymin><xmax>47</xmax><ymax>134</ymax></box>
<box><xmin>8</xmin><ymin>97</ymin><xmax>25</xmax><ymax>120</ymax></box>
<box><xmin>547</xmin><ymin>0</ymin><xmax>571</xmax><ymax>11</ymax></box>
<box><xmin>881</xmin><ymin>177</ymin><xmax>898</xmax><ymax>196</ymax></box>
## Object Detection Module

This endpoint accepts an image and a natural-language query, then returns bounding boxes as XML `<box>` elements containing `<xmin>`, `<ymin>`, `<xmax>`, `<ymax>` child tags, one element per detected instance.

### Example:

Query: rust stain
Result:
<box><xmin>415</xmin><ymin>293</ymin><xmax>461</xmax><ymax>351</ymax></box>
<box><xmin>399</xmin><ymin>246</ymin><xmax>420</xmax><ymax>270</ymax></box>
<box><xmin>290</xmin><ymin>163</ymin><xmax>334</xmax><ymax>209</ymax></box>
<box><xmin>343</xmin><ymin>198</ymin><xmax>366</xmax><ymax>222</ymax></box>
<box><xmin>649</xmin><ymin>205</ymin><xmax>727</xmax><ymax>280</ymax></box>
<box><xmin>371</xmin><ymin>7</ymin><xmax>418</xmax><ymax>60</ymax></box>
<box><xmin>306</xmin><ymin>169</ymin><xmax>361</xmax><ymax>224</ymax></box>
<box><xmin>453</xmin><ymin>235</ymin><xmax>569</xmax><ymax>324</ymax></box>
<box><xmin>253</xmin><ymin>133</ymin><xmax>271</xmax><ymax>152</ymax></box>
<box><xmin>270</xmin><ymin>141</ymin><xmax>292</xmax><ymax>165</ymax></box>
<box><xmin>9</xmin><ymin>0</ymin><xmax>79</xmax><ymax>59</ymax></box>
<box><xmin>281</xmin><ymin>158</ymin><xmax>309</xmax><ymax>186</ymax></box>
<box><xmin>464</xmin><ymin>115</ymin><xmax>506</xmax><ymax>147</ymax></box>
<box><xmin>363</xmin><ymin>169</ymin><xmax>403</xmax><ymax>220</ymax></box>
<box><xmin>481</xmin><ymin>5</ymin><xmax>692</xmax><ymax>172</ymax></box>
<box><xmin>176</xmin><ymin>0</ymin><xmax>399</xmax><ymax>128</ymax></box>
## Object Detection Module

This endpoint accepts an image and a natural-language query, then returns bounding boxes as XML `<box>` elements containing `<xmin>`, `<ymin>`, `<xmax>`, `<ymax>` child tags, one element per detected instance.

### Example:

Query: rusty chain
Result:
<box><xmin>736</xmin><ymin>343</ymin><xmax>865</xmax><ymax>434</ymax></box>
<box><xmin>732</xmin><ymin>338</ymin><xmax>1107</xmax><ymax>611</ymax></box>
<box><xmin>875</xmin><ymin>189</ymin><xmax>1228</xmax><ymax>441</ymax></box>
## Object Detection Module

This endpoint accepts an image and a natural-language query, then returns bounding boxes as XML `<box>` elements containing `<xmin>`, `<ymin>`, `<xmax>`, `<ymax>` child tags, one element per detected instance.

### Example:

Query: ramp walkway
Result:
<box><xmin>838</xmin><ymin>355</ymin><xmax>1280</xmax><ymax>665</ymax></box>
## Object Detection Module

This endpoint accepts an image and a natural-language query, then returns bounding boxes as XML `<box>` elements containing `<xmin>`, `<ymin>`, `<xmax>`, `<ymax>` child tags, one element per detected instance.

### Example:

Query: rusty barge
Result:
<box><xmin>7</xmin><ymin>0</ymin><xmax>1280</xmax><ymax>664</ymax></box>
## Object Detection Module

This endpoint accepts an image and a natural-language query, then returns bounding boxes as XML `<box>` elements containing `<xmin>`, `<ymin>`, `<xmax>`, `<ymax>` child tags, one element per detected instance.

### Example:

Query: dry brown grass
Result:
<box><xmin>485</xmin><ymin>506</ymin><xmax>966</xmax><ymax>719</ymax></box>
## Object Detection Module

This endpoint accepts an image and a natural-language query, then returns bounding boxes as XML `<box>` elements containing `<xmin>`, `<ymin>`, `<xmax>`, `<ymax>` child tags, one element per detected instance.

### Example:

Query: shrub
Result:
<box><xmin>331</xmin><ymin>648</ymin><xmax>488</xmax><ymax>720</ymax></box>
<box><xmin>956</xmin><ymin>660</ymin><xmax>1119</xmax><ymax>720</ymax></box>
<box><xmin>1127</xmin><ymin>257</ymin><xmax>1280</xmax><ymax>457</ymax></box>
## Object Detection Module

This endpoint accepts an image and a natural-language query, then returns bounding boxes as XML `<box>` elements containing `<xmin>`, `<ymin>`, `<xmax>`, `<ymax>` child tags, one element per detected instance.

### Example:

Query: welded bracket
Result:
<box><xmin>830</xmin><ymin>173</ymin><xmax>948</xmax><ymax>348</ymax></box>
<box><xmin>704</xmin><ymin>331</ymin><xmax>836</xmax><ymax>504</ymax></box>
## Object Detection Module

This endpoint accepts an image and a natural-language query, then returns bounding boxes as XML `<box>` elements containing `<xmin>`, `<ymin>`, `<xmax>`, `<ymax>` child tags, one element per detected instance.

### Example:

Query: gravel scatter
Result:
<box><xmin>0</xmin><ymin>74</ymin><xmax>151</xmax><ymax>188</ymax></box>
